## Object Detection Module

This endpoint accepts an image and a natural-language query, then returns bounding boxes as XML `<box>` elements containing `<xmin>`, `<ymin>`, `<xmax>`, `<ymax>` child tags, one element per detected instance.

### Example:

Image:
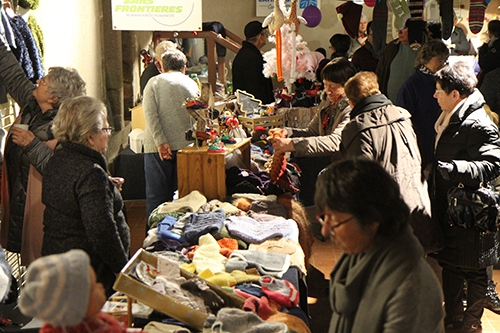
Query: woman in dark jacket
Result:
<box><xmin>478</xmin><ymin>19</ymin><xmax>500</xmax><ymax>88</ymax></box>
<box><xmin>0</xmin><ymin>34</ymin><xmax>86</xmax><ymax>261</ymax></box>
<box><xmin>431</xmin><ymin>61</ymin><xmax>500</xmax><ymax>333</ymax></box>
<box><xmin>42</xmin><ymin>96</ymin><xmax>130</xmax><ymax>297</ymax></box>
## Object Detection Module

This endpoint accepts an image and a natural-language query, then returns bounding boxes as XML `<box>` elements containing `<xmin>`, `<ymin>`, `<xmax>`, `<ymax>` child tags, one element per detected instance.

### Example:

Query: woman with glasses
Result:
<box><xmin>431</xmin><ymin>61</ymin><xmax>500</xmax><ymax>333</ymax></box>
<box><xmin>41</xmin><ymin>96</ymin><xmax>130</xmax><ymax>298</ymax></box>
<box><xmin>271</xmin><ymin>58</ymin><xmax>357</xmax><ymax>207</ymax></box>
<box><xmin>0</xmin><ymin>34</ymin><xmax>86</xmax><ymax>266</ymax></box>
<box><xmin>315</xmin><ymin>158</ymin><xmax>444</xmax><ymax>333</ymax></box>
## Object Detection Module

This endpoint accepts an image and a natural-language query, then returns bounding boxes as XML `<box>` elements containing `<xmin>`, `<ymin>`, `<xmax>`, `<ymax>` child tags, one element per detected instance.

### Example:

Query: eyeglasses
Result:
<box><xmin>100</xmin><ymin>127</ymin><xmax>114</xmax><ymax>134</ymax></box>
<box><xmin>435</xmin><ymin>89</ymin><xmax>446</xmax><ymax>94</ymax></box>
<box><xmin>316</xmin><ymin>213</ymin><xmax>354</xmax><ymax>234</ymax></box>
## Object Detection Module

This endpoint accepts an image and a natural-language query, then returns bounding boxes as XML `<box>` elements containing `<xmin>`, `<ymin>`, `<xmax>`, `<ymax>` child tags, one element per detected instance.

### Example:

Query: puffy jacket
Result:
<box><xmin>0</xmin><ymin>35</ymin><xmax>54</xmax><ymax>253</ymax></box>
<box><xmin>341</xmin><ymin>93</ymin><xmax>432</xmax><ymax>221</ymax></box>
<box><xmin>430</xmin><ymin>90</ymin><xmax>500</xmax><ymax>269</ymax></box>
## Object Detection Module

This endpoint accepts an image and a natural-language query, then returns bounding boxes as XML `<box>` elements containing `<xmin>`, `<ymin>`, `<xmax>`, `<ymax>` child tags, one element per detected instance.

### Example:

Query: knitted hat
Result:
<box><xmin>244</xmin><ymin>21</ymin><xmax>265</xmax><ymax>39</ymax></box>
<box><xmin>19</xmin><ymin>250</ymin><xmax>91</xmax><ymax>327</ymax></box>
<box><xmin>336</xmin><ymin>1</ymin><xmax>363</xmax><ymax>39</ymax></box>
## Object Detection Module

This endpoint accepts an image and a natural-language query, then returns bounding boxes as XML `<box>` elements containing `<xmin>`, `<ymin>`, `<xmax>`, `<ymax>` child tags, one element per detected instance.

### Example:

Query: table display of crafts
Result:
<box><xmin>183</xmin><ymin>84</ymin><xmax>246</xmax><ymax>153</ymax></box>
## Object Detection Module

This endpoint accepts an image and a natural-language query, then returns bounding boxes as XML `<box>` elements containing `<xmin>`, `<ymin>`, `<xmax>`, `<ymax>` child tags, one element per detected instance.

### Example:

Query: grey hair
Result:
<box><xmin>154</xmin><ymin>40</ymin><xmax>177</xmax><ymax>61</ymax></box>
<box><xmin>161</xmin><ymin>49</ymin><xmax>187</xmax><ymax>72</ymax></box>
<box><xmin>46</xmin><ymin>67</ymin><xmax>86</xmax><ymax>108</ymax></box>
<box><xmin>52</xmin><ymin>96</ymin><xmax>107</xmax><ymax>146</ymax></box>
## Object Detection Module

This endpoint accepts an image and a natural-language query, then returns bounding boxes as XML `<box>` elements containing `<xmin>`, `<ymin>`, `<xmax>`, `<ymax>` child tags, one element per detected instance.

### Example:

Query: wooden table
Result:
<box><xmin>177</xmin><ymin>138</ymin><xmax>251</xmax><ymax>201</ymax></box>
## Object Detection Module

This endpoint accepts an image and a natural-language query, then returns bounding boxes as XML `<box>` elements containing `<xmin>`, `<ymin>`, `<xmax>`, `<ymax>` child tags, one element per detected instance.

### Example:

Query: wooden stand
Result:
<box><xmin>177</xmin><ymin>138</ymin><xmax>251</xmax><ymax>201</ymax></box>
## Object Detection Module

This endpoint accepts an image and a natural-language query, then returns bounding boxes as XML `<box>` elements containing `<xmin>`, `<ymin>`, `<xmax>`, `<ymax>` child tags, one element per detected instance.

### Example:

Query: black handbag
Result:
<box><xmin>446</xmin><ymin>182</ymin><xmax>500</xmax><ymax>233</ymax></box>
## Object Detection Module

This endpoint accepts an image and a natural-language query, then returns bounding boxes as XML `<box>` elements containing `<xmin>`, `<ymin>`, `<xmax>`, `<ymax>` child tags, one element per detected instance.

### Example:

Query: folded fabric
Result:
<box><xmin>158</xmin><ymin>190</ymin><xmax>207</xmax><ymax>214</ymax></box>
<box><xmin>212</xmin><ymin>308</ymin><xmax>288</xmax><ymax>333</ymax></box>
<box><xmin>243</xmin><ymin>295</ymin><xmax>279</xmax><ymax>320</ymax></box>
<box><xmin>249</xmin><ymin>201</ymin><xmax>288</xmax><ymax>218</ymax></box>
<box><xmin>181</xmin><ymin>277</ymin><xmax>225</xmax><ymax>313</ymax></box>
<box><xmin>183</xmin><ymin>209</ymin><xmax>226</xmax><ymax>244</ymax></box>
<box><xmin>225</xmin><ymin>215</ymin><xmax>298</xmax><ymax>244</ymax></box>
<box><xmin>157</xmin><ymin>215</ymin><xmax>187</xmax><ymax>242</ymax></box>
<box><xmin>260</xmin><ymin>276</ymin><xmax>299</xmax><ymax>308</ymax></box>
<box><xmin>192</xmin><ymin>234</ymin><xmax>227</xmax><ymax>274</ymax></box>
<box><xmin>143</xmin><ymin>321</ymin><xmax>191</xmax><ymax>333</ymax></box>
<box><xmin>200</xmin><ymin>199</ymin><xmax>241</xmax><ymax>215</ymax></box>
<box><xmin>249</xmin><ymin>238</ymin><xmax>306</xmax><ymax>276</ymax></box>
<box><xmin>226</xmin><ymin>250</ymin><xmax>290</xmax><ymax>278</ymax></box>
<box><xmin>232</xmin><ymin>193</ymin><xmax>277</xmax><ymax>202</ymax></box>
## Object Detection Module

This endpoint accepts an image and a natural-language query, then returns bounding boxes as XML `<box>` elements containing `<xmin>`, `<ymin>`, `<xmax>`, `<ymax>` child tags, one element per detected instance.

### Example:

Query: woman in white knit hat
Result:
<box><xmin>19</xmin><ymin>250</ymin><xmax>124</xmax><ymax>332</ymax></box>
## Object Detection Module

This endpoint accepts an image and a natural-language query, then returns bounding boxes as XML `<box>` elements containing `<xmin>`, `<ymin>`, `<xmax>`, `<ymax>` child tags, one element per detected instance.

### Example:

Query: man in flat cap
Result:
<box><xmin>232</xmin><ymin>20</ymin><xmax>274</xmax><ymax>104</ymax></box>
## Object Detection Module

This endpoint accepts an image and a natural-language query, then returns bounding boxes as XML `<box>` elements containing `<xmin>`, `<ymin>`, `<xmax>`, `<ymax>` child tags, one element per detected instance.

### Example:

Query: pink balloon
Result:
<box><xmin>303</xmin><ymin>5</ymin><xmax>322</xmax><ymax>28</ymax></box>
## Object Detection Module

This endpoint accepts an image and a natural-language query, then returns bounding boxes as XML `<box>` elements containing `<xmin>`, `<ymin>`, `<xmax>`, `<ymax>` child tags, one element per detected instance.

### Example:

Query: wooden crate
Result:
<box><xmin>238</xmin><ymin>114</ymin><xmax>285</xmax><ymax>132</ymax></box>
<box><xmin>177</xmin><ymin>138</ymin><xmax>251</xmax><ymax>201</ymax></box>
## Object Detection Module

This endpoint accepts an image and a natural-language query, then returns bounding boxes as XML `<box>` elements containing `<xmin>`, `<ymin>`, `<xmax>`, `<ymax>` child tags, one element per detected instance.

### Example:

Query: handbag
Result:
<box><xmin>446</xmin><ymin>182</ymin><xmax>500</xmax><ymax>233</ymax></box>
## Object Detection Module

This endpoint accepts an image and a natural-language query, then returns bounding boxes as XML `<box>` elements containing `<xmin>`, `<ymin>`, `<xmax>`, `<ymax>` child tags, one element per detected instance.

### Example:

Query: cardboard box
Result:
<box><xmin>113</xmin><ymin>249</ymin><xmax>245</xmax><ymax>331</ymax></box>
<box><xmin>130</xmin><ymin>105</ymin><xmax>146</xmax><ymax>130</ymax></box>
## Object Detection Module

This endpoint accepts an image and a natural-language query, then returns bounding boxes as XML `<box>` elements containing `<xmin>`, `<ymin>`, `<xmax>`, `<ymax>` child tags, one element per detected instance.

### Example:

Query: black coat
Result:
<box><xmin>430</xmin><ymin>90</ymin><xmax>500</xmax><ymax>269</ymax></box>
<box><xmin>232</xmin><ymin>41</ymin><xmax>274</xmax><ymax>104</ymax></box>
<box><xmin>42</xmin><ymin>142</ymin><xmax>130</xmax><ymax>296</ymax></box>
<box><xmin>0</xmin><ymin>34</ymin><xmax>55</xmax><ymax>253</ymax></box>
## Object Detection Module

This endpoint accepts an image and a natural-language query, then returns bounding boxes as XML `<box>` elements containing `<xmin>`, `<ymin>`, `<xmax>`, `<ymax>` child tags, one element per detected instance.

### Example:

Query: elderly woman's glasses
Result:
<box><xmin>316</xmin><ymin>213</ymin><xmax>354</xmax><ymax>232</ymax></box>
<box><xmin>100</xmin><ymin>127</ymin><xmax>114</xmax><ymax>135</ymax></box>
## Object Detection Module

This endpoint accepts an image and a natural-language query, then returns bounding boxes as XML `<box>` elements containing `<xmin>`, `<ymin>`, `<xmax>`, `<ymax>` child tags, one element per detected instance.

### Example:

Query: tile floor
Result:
<box><xmin>125</xmin><ymin>200</ymin><xmax>500</xmax><ymax>332</ymax></box>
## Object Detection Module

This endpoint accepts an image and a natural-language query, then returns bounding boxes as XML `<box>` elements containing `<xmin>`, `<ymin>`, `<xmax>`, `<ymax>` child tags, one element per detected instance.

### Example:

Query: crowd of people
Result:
<box><xmin>0</xmin><ymin>10</ymin><xmax>498</xmax><ymax>333</ymax></box>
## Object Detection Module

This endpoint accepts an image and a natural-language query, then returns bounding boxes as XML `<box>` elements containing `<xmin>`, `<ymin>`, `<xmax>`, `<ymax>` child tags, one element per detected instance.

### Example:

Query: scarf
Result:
<box><xmin>434</xmin><ymin>98</ymin><xmax>466</xmax><ymax>148</ymax></box>
<box><xmin>328</xmin><ymin>225</ymin><xmax>422</xmax><ymax>333</ymax></box>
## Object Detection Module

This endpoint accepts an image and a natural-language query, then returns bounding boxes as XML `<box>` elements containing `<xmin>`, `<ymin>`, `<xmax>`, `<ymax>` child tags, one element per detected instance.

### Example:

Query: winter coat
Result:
<box><xmin>329</xmin><ymin>225</ymin><xmax>444</xmax><ymax>333</ymax></box>
<box><xmin>42</xmin><ymin>142</ymin><xmax>130</xmax><ymax>296</ymax></box>
<box><xmin>0</xmin><ymin>34</ymin><xmax>55</xmax><ymax>254</ymax></box>
<box><xmin>375</xmin><ymin>39</ymin><xmax>400</xmax><ymax>96</ymax></box>
<box><xmin>341</xmin><ymin>94</ymin><xmax>432</xmax><ymax>222</ymax></box>
<box><xmin>478</xmin><ymin>37</ymin><xmax>500</xmax><ymax>87</ymax></box>
<box><xmin>232</xmin><ymin>41</ymin><xmax>274</xmax><ymax>104</ymax></box>
<box><xmin>430</xmin><ymin>89</ymin><xmax>500</xmax><ymax>269</ymax></box>
<box><xmin>397</xmin><ymin>67</ymin><xmax>441</xmax><ymax>167</ymax></box>
<box><xmin>284</xmin><ymin>92</ymin><xmax>350</xmax><ymax>160</ymax></box>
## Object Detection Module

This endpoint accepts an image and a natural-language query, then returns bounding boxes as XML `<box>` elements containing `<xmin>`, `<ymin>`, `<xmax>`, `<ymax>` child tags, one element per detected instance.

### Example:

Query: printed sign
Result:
<box><xmin>111</xmin><ymin>0</ymin><xmax>202</xmax><ymax>31</ymax></box>
<box><xmin>256</xmin><ymin>0</ymin><xmax>320</xmax><ymax>17</ymax></box>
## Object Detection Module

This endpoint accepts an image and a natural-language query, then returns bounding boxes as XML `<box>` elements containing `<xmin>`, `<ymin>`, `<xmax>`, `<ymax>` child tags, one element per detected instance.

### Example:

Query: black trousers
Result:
<box><xmin>440</xmin><ymin>262</ymin><xmax>487</xmax><ymax>327</ymax></box>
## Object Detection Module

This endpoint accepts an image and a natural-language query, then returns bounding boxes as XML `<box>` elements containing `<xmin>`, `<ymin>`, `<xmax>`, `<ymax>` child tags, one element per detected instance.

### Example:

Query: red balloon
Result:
<box><xmin>303</xmin><ymin>5</ymin><xmax>322</xmax><ymax>28</ymax></box>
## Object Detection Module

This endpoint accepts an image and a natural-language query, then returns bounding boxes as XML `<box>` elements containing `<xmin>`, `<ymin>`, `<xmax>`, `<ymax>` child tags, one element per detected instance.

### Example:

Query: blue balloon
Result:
<box><xmin>303</xmin><ymin>5</ymin><xmax>322</xmax><ymax>28</ymax></box>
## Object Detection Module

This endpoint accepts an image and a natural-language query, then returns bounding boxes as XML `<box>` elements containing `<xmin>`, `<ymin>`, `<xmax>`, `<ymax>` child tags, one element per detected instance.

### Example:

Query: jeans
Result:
<box><xmin>440</xmin><ymin>262</ymin><xmax>487</xmax><ymax>327</ymax></box>
<box><xmin>144</xmin><ymin>151</ymin><xmax>178</xmax><ymax>223</ymax></box>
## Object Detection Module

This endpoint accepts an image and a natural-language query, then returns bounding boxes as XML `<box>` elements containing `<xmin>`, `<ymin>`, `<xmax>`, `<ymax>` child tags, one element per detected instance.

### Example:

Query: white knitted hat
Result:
<box><xmin>19</xmin><ymin>250</ymin><xmax>91</xmax><ymax>327</ymax></box>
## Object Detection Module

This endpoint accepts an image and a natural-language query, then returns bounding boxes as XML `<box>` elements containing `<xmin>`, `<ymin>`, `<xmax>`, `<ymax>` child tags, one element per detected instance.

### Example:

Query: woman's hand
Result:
<box><xmin>272</xmin><ymin>137</ymin><xmax>295</xmax><ymax>154</ymax></box>
<box><xmin>11</xmin><ymin>127</ymin><xmax>35</xmax><ymax>147</ymax></box>
<box><xmin>109</xmin><ymin>177</ymin><xmax>125</xmax><ymax>191</ymax></box>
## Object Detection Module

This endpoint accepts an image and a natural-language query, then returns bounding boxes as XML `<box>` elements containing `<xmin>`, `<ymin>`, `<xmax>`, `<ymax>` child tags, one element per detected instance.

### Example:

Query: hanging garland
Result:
<box><xmin>18</xmin><ymin>0</ymin><xmax>39</xmax><ymax>10</ymax></box>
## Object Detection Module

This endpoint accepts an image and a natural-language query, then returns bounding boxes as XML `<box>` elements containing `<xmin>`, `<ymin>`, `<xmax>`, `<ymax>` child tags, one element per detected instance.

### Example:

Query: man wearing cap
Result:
<box><xmin>232</xmin><ymin>20</ymin><xmax>274</xmax><ymax>104</ymax></box>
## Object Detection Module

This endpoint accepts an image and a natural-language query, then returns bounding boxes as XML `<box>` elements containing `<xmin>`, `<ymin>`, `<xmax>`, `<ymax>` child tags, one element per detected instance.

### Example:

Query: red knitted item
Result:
<box><xmin>260</xmin><ymin>276</ymin><xmax>299</xmax><ymax>308</ymax></box>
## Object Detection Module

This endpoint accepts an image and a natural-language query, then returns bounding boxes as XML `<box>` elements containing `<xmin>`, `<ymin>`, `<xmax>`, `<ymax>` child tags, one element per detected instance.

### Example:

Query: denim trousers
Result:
<box><xmin>144</xmin><ymin>151</ymin><xmax>178</xmax><ymax>221</ymax></box>
<box><xmin>440</xmin><ymin>262</ymin><xmax>487</xmax><ymax>327</ymax></box>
